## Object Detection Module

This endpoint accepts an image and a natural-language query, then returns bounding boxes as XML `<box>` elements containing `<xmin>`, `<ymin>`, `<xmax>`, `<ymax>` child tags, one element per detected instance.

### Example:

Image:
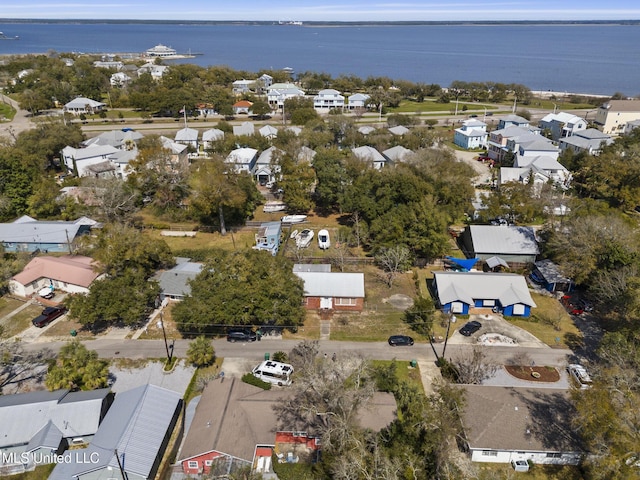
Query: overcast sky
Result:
<box><xmin>2</xmin><ymin>1</ymin><xmax>639</xmax><ymax>21</ymax></box>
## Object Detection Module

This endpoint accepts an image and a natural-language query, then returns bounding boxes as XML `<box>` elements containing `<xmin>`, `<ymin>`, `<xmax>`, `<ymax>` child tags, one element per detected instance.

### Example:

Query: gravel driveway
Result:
<box><xmin>447</xmin><ymin>313</ymin><xmax>549</xmax><ymax>348</ymax></box>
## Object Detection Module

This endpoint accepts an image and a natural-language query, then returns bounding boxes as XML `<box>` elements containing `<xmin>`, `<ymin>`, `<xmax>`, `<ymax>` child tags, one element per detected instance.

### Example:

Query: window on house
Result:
<box><xmin>187</xmin><ymin>461</ymin><xmax>198</xmax><ymax>469</ymax></box>
<box><xmin>482</xmin><ymin>451</ymin><xmax>498</xmax><ymax>457</ymax></box>
<box><xmin>546</xmin><ymin>453</ymin><xmax>562</xmax><ymax>458</ymax></box>
<box><xmin>204</xmin><ymin>460</ymin><xmax>213</xmax><ymax>466</ymax></box>
<box><xmin>335</xmin><ymin>298</ymin><xmax>356</xmax><ymax>306</ymax></box>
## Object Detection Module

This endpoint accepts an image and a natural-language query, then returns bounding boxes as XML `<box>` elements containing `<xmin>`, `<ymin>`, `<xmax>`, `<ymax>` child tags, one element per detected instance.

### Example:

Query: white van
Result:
<box><xmin>317</xmin><ymin>229</ymin><xmax>330</xmax><ymax>250</ymax></box>
<box><xmin>252</xmin><ymin>360</ymin><xmax>294</xmax><ymax>386</ymax></box>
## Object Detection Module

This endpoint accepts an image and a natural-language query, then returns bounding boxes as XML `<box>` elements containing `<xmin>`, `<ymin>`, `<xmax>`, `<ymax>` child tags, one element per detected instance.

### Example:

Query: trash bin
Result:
<box><xmin>70</xmin><ymin>330</ymin><xmax>77</xmax><ymax>337</ymax></box>
<box><xmin>410</xmin><ymin>359</ymin><xmax>417</xmax><ymax>368</ymax></box>
<box><xmin>264</xmin><ymin>352</ymin><xmax>270</xmax><ymax>361</ymax></box>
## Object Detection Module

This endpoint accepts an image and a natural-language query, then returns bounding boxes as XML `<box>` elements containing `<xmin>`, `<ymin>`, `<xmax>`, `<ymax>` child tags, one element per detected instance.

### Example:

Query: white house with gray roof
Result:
<box><xmin>0</xmin><ymin>216</ymin><xmax>92</xmax><ymax>253</ymax></box>
<box><xmin>383</xmin><ymin>145</ymin><xmax>413</xmax><ymax>163</ymax></box>
<box><xmin>253</xmin><ymin>146</ymin><xmax>283</xmax><ymax>185</ymax></box>
<box><xmin>63</xmin><ymin>97</ymin><xmax>106</xmax><ymax>115</ymax></box>
<box><xmin>462</xmin><ymin>225</ymin><xmax>539</xmax><ymax>265</ymax></box>
<box><xmin>313</xmin><ymin>89</ymin><xmax>345</xmax><ymax>111</ymax></box>
<box><xmin>226</xmin><ymin>147</ymin><xmax>258</xmax><ymax>173</ymax></box>
<box><xmin>175</xmin><ymin>127</ymin><xmax>199</xmax><ymax>149</ymax></box>
<box><xmin>0</xmin><ymin>389</ymin><xmax>112</xmax><ymax>475</ymax></box>
<box><xmin>538</xmin><ymin>111</ymin><xmax>587</xmax><ymax>141</ymax></box>
<box><xmin>233</xmin><ymin>121</ymin><xmax>255</xmax><ymax>137</ymax></box>
<box><xmin>348</xmin><ymin>93</ymin><xmax>370</xmax><ymax>110</ymax></box>
<box><xmin>433</xmin><ymin>271</ymin><xmax>536</xmax><ymax>317</ymax></box>
<box><xmin>559</xmin><ymin>128</ymin><xmax>612</xmax><ymax>156</ymax></box>
<box><xmin>454</xmin><ymin>119</ymin><xmax>488</xmax><ymax>149</ymax></box>
<box><xmin>351</xmin><ymin>146</ymin><xmax>388</xmax><ymax>170</ymax></box>
<box><xmin>266</xmin><ymin>83</ymin><xmax>305</xmax><ymax>109</ymax></box>
<box><xmin>154</xmin><ymin>258</ymin><xmax>203</xmax><ymax>301</ymax></box>
<box><xmin>201</xmin><ymin>128</ymin><xmax>225</xmax><ymax>150</ymax></box>
<box><xmin>497</xmin><ymin>114</ymin><xmax>530</xmax><ymax>130</ymax></box>
<box><xmin>49</xmin><ymin>384</ymin><xmax>182</xmax><ymax>480</ymax></box>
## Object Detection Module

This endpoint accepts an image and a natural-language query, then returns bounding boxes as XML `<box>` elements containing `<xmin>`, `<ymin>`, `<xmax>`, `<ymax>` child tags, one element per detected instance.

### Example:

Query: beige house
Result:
<box><xmin>9</xmin><ymin>255</ymin><xmax>103</xmax><ymax>297</ymax></box>
<box><xmin>594</xmin><ymin>99</ymin><xmax>640</xmax><ymax>135</ymax></box>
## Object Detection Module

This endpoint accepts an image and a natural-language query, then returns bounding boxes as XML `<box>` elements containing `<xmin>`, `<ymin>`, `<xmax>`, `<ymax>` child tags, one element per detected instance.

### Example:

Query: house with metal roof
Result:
<box><xmin>432</xmin><ymin>271</ymin><xmax>536</xmax><ymax>316</ymax></box>
<box><xmin>253</xmin><ymin>146</ymin><xmax>283</xmax><ymax>185</ymax></box>
<box><xmin>313</xmin><ymin>89</ymin><xmax>345</xmax><ymax>111</ymax></box>
<box><xmin>232</xmin><ymin>121</ymin><xmax>256</xmax><ymax>137</ymax></box>
<box><xmin>83</xmin><ymin>129</ymin><xmax>144</xmax><ymax>150</ymax></box>
<box><xmin>497</xmin><ymin>114</ymin><xmax>530</xmax><ymax>130</ymax></box>
<box><xmin>351</xmin><ymin>146</ymin><xmax>388</xmax><ymax>170</ymax></box>
<box><xmin>226</xmin><ymin>147</ymin><xmax>258</xmax><ymax>173</ymax></box>
<box><xmin>154</xmin><ymin>258</ymin><xmax>203</xmax><ymax>301</ymax></box>
<box><xmin>294</xmin><ymin>270</ymin><xmax>365</xmax><ymax>311</ymax></box>
<box><xmin>530</xmin><ymin>259</ymin><xmax>574</xmax><ymax>293</ymax></box>
<box><xmin>559</xmin><ymin>128</ymin><xmax>613</xmax><ymax>156</ymax></box>
<box><xmin>9</xmin><ymin>255</ymin><xmax>103</xmax><ymax>297</ymax></box>
<box><xmin>388</xmin><ymin>125</ymin><xmax>409</xmax><ymax>136</ymax></box>
<box><xmin>348</xmin><ymin>93</ymin><xmax>370</xmax><ymax>110</ymax></box>
<box><xmin>487</xmin><ymin>125</ymin><xmax>539</xmax><ymax>163</ymax></box>
<box><xmin>0</xmin><ymin>216</ymin><xmax>92</xmax><ymax>253</ymax></box>
<box><xmin>175</xmin><ymin>127</ymin><xmax>199</xmax><ymax>150</ymax></box>
<box><xmin>266</xmin><ymin>83</ymin><xmax>305</xmax><ymax>109</ymax></box>
<box><xmin>461</xmin><ymin>386</ymin><xmax>583</xmax><ymax>465</ymax></box>
<box><xmin>201</xmin><ymin>128</ymin><xmax>225</xmax><ymax>150</ymax></box>
<box><xmin>49</xmin><ymin>384</ymin><xmax>182</xmax><ymax>480</ymax></box>
<box><xmin>383</xmin><ymin>145</ymin><xmax>413</xmax><ymax>163</ymax></box>
<box><xmin>63</xmin><ymin>97</ymin><xmax>106</xmax><ymax>115</ymax></box>
<box><xmin>538</xmin><ymin>111</ymin><xmax>587</xmax><ymax>140</ymax></box>
<box><xmin>461</xmin><ymin>225</ymin><xmax>539</xmax><ymax>265</ymax></box>
<box><xmin>0</xmin><ymin>389</ymin><xmax>112</xmax><ymax>475</ymax></box>
<box><xmin>454</xmin><ymin>119</ymin><xmax>488</xmax><ymax>149</ymax></box>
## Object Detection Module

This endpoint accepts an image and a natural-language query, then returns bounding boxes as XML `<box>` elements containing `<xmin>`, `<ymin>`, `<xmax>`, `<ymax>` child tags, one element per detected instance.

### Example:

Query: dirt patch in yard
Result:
<box><xmin>505</xmin><ymin>365</ymin><xmax>560</xmax><ymax>383</ymax></box>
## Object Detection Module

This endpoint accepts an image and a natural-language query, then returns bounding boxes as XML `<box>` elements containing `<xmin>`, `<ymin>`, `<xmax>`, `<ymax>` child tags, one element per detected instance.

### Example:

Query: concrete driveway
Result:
<box><xmin>448</xmin><ymin>313</ymin><xmax>549</xmax><ymax>348</ymax></box>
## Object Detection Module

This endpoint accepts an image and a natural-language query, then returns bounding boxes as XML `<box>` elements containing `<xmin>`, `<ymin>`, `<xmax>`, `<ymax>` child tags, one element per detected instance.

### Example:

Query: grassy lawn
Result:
<box><xmin>329</xmin><ymin>267</ymin><xmax>424</xmax><ymax>342</ymax></box>
<box><xmin>507</xmin><ymin>292</ymin><xmax>581</xmax><ymax>348</ymax></box>
<box><xmin>7</xmin><ymin>465</ymin><xmax>56</xmax><ymax>480</ymax></box>
<box><xmin>371</xmin><ymin>359</ymin><xmax>423</xmax><ymax>390</ymax></box>
<box><xmin>477</xmin><ymin>463</ymin><xmax>585</xmax><ymax>479</ymax></box>
<box><xmin>388</xmin><ymin>99</ymin><xmax>500</xmax><ymax>114</ymax></box>
<box><xmin>0</xmin><ymin>102</ymin><xmax>16</xmax><ymax>121</ymax></box>
<box><xmin>0</xmin><ymin>297</ymin><xmax>25</xmax><ymax>318</ymax></box>
<box><xmin>144</xmin><ymin>228</ymin><xmax>257</xmax><ymax>253</ymax></box>
<box><xmin>0</xmin><ymin>304</ymin><xmax>44</xmax><ymax>339</ymax></box>
<box><xmin>43</xmin><ymin>313</ymin><xmax>103</xmax><ymax>339</ymax></box>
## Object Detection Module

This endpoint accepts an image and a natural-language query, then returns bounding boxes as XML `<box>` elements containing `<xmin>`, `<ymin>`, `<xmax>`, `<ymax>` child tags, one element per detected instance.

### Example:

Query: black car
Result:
<box><xmin>32</xmin><ymin>306</ymin><xmax>67</xmax><ymax>328</ymax></box>
<box><xmin>388</xmin><ymin>335</ymin><xmax>414</xmax><ymax>346</ymax></box>
<box><xmin>459</xmin><ymin>320</ymin><xmax>482</xmax><ymax>337</ymax></box>
<box><xmin>226</xmin><ymin>328</ymin><xmax>258</xmax><ymax>342</ymax></box>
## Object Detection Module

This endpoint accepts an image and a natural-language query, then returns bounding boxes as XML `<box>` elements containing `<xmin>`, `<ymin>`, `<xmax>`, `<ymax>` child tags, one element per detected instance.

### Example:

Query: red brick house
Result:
<box><xmin>293</xmin><ymin>267</ymin><xmax>365</xmax><ymax>312</ymax></box>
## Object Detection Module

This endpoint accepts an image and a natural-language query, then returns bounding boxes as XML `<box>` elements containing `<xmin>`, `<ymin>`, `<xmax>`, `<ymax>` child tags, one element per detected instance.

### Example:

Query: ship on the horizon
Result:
<box><xmin>0</xmin><ymin>32</ymin><xmax>19</xmax><ymax>40</ymax></box>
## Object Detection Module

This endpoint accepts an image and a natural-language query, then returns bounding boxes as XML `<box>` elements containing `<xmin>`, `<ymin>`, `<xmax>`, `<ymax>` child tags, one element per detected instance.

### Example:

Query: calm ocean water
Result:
<box><xmin>0</xmin><ymin>22</ymin><xmax>639</xmax><ymax>96</ymax></box>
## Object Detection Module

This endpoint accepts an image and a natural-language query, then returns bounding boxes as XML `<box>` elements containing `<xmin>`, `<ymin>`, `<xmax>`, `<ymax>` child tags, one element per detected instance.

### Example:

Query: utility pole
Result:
<box><xmin>158</xmin><ymin>310</ymin><xmax>172</xmax><ymax>362</ymax></box>
<box><xmin>114</xmin><ymin>449</ymin><xmax>128</xmax><ymax>480</ymax></box>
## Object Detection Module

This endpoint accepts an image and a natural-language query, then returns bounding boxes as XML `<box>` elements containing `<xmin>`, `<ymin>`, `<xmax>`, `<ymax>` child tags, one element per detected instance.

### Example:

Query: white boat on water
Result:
<box><xmin>295</xmin><ymin>229</ymin><xmax>314</xmax><ymax>248</ymax></box>
<box><xmin>281</xmin><ymin>215</ymin><xmax>307</xmax><ymax>224</ymax></box>
<box><xmin>317</xmin><ymin>229</ymin><xmax>331</xmax><ymax>250</ymax></box>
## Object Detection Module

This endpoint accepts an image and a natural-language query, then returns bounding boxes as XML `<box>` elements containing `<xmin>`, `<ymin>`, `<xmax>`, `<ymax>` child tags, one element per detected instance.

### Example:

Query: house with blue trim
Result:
<box><xmin>0</xmin><ymin>216</ymin><xmax>94</xmax><ymax>253</ymax></box>
<box><xmin>433</xmin><ymin>271</ymin><xmax>536</xmax><ymax>317</ymax></box>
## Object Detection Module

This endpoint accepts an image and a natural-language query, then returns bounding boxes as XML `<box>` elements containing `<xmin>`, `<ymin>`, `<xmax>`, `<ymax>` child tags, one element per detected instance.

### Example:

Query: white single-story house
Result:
<box><xmin>253</xmin><ymin>146</ymin><xmax>283</xmax><ymax>185</ymax></box>
<box><xmin>109</xmin><ymin>71</ymin><xmax>131</xmax><ymax>87</ymax></box>
<box><xmin>233</xmin><ymin>121</ymin><xmax>255</xmax><ymax>137</ymax></box>
<box><xmin>232</xmin><ymin>79</ymin><xmax>256</xmax><ymax>95</ymax></box>
<box><xmin>154</xmin><ymin>258</ymin><xmax>203</xmax><ymax>301</ymax></box>
<box><xmin>233</xmin><ymin>100</ymin><xmax>253</xmax><ymax>115</ymax></box>
<box><xmin>351</xmin><ymin>146</ymin><xmax>388</xmax><ymax>170</ymax></box>
<box><xmin>9</xmin><ymin>255</ymin><xmax>103</xmax><ymax>297</ymax></box>
<box><xmin>461</xmin><ymin>225</ymin><xmax>539</xmax><ymax>264</ymax></box>
<box><xmin>83</xmin><ymin>129</ymin><xmax>143</xmax><ymax>150</ymax></box>
<box><xmin>358</xmin><ymin>125</ymin><xmax>376</xmax><ymax>135</ymax></box>
<box><xmin>383</xmin><ymin>145</ymin><xmax>413</xmax><ymax>163</ymax></box>
<box><xmin>175</xmin><ymin>127</ymin><xmax>199</xmax><ymax>149</ymax></box>
<box><xmin>388</xmin><ymin>125</ymin><xmax>409</xmax><ymax>136</ymax></box>
<box><xmin>201</xmin><ymin>128</ymin><xmax>225</xmax><ymax>150</ymax></box>
<box><xmin>160</xmin><ymin>135</ymin><xmax>189</xmax><ymax>166</ymax></box>
<box><xmin>432</xmin><ymin>271</ymin><xmax>536</xmax><ymax>316</ymax></box>
<box><xmin>63</xmin><ymin>97</ymin><xmax>106</xmax><ymax>115</ymax></box>
<box><xmin>294</xmin><ymin>269</ymin><xmax>365</xmax><ymax>311</ymax></box>
<box><xmin>0</xmin><ymin>216</ymin><xmax>93</xmax><ymax>253</ymax></box>
<box><xmin>259</xmin><ymin>125</ymin><xmax>278</xmax><ymax>139</ymax></box>
<box><xmin>461</xmin><ymin>386</ymin><xmax>583</xmax><ymax>465</ymax></box>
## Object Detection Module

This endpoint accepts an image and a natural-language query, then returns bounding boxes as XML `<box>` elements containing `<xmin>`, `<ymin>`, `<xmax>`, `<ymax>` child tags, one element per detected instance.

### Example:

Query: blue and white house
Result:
<box><xmin>254</xmin><ymin>222</ymin><xmax>282</xmax><ymax>256</ymax></box>
<box><xmin>0</xmin><ymin>216</ymin><xmax>93</xmax><ymax>253</ymax></box>
<box><xmin>433</xmin><ymin>271</ymin><xmax>536</xmax><ymax>317</ymax></box>
<box><xmin>454</xmin><ymin>119</ymin><xmax>488</xmax><ymax>149</ymax></box>
<box><xmin>348</xmin><ymin>93</ymin><xmax>370</xmax><ymax>110</ymax></box>
<box><xmin>313</xmin><ymin>89</ymin><xmax>345</xmax><ymax>111</ymax></box>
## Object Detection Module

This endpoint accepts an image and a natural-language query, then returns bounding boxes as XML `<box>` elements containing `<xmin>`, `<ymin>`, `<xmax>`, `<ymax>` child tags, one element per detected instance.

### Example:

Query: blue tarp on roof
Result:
<box><xmin>445</xmin><ymin>256</ymin><xmax>479</xmax><ymax>272</ymax></box>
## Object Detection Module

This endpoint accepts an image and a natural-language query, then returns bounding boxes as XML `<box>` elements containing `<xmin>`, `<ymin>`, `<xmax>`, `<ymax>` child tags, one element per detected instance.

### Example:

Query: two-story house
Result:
<box><xmin>594</xmin><ymin>99</ymin><xmax>640</xmax><ymax>135</ymax></box>
<box><xmin>454</xmin><ymin>119</ymin><xmax>488</xmax><ymax>149</ymax></box>
<box><xmin>538</xmin><ymin>112</ymin><xmax>587</xmax><ymax>140</ymax></box>
<box><xmin>313</xmin><ymin>89</ymin><xmax>345</xmax><ymax>111</ymax></box>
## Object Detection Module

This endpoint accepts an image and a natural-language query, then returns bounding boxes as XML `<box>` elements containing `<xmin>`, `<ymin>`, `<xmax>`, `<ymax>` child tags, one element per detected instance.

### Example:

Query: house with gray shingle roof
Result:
<box><xmin>432</xmin><ymin>271</ymin><xmax>536</xmax><ymax>316</ymax></box>
<box><xmin>383</xmin><ymin>145</ymin><xmax>413</xmax><ymax>163</ymax></box>
<box><xmin>351</xmin><ymin>145</ymin><xmax>388</xmax><ymax>170</ymax></box>
<box><xmin>226</xmin><ymin>147</ymin><xmax>258</xmax><ymax>173</ymax></box>
<box><xmin>175</xmin><ymin>127</ymin><xmax>199</xmax><ymax>149</ymax></box>
<box><xmin>233</xmin><ymin>121</ymin><xmax>255</xmax><ymax>137</ymax></box>
<box><xmin>559</xmin><ymin>128</ymin><xmax>612</xmax><ymax>156</ymax></box>
<box><xmin>461</xmin><ymin>386</ymin><xmax>583</xmax><ymax>465</ymax></box>
<box><xmin>49</xmin><ymin>384</ymin><xmax>182</xmax><ymax>480</ymax></box>
<box><xmin>63</xmin><ymin>97</ymin><xmax>106</xmax><ymax>115</ymax></box>
<box><xmin>154</xmin><ymin>258</ymin><xmax>203</xmax><ymax>301</ymax></box>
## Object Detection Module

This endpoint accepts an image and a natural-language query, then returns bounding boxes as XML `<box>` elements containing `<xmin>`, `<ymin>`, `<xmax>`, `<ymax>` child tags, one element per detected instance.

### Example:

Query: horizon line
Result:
<box><xmin>2</xmin><ymin>18</ymin><xmax>640</xmax><ymax>23</ymax></box>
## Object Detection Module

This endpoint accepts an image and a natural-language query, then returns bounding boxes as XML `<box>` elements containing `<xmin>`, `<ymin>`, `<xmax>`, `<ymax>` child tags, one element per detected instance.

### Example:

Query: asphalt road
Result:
<box><xmin>23</xmin><ymin>338</ymin><xmax>572</xmax><ymax>367</ymax></box>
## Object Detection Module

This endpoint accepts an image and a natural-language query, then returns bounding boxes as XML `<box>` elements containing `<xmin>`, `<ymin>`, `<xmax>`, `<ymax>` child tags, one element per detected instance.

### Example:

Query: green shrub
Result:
<box><xmin>272</xmin><ymin>351</ymin><xmax>288</xmax><ymax>362</ymax></box>
<box><xmin>242</xmin><ymin>373</ymin><xmax>272</xmax><ymax>390</ymax></box>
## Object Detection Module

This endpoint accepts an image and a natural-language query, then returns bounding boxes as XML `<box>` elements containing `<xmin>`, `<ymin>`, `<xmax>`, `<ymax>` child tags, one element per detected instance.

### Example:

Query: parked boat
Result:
<box><xmin>295</xmin><ymin>229</ymin><xmax>314</xmax><ymax>248</ymax></box>
<box><xmin>281</xmin><ymin>214</ymin><xmax>307</xmax><ymax>224</ymax></box>
<box><xmin>0</xmin><ymin>32</ymin><xmax>19</xmax><ymax>40</ymax></box>
<box><xmin>318</xmin><ymin>229</ymin><xmax>331</xmax><ymax>250</ymax></box>
<box><xmin>289</xmin><ymin>229</ymin><xmax>299</xmax><ymax>239</ymax></box>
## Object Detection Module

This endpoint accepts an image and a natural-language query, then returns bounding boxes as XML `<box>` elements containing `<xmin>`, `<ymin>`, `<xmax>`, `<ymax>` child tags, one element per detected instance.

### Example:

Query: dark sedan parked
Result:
<box><xmin>459</xmin><ymin>320</ymin><xmax>482</xmax><ymax>336</ymax></box>
<box><xmin>32</xmin><ymin>306</ymin><xmax>67</xmax><ymax>328</ymax></box>
<box><xmin>388</xmin><ymin>335</ymin><xmax>414</xmax><ymax>346</ymax></box>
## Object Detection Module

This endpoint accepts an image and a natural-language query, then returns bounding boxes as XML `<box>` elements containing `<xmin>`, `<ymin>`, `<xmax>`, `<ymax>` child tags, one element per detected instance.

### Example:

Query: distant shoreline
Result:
<box><xmin>1</xmin><ymin>19</ymin><xmax>639</xmax><ymax>27</ymax></box>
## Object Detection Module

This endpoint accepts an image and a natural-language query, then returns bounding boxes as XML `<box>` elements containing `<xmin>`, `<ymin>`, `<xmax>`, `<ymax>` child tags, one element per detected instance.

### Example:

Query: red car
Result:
<box><xmin>32</xmin><ymin>306</ymin><xmax>67</xmax><ymax>328</ymax></box>
<box><xmin>561</xmin><ymin>296</ymin><xmax>583</xmax><ymax>315</ymax></box>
